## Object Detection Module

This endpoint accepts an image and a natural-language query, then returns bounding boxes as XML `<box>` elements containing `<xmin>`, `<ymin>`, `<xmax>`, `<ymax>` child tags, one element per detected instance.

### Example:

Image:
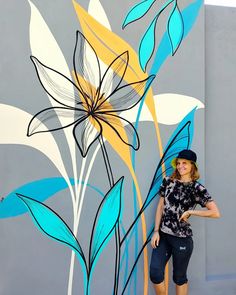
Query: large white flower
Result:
<box><xmin>28</xmin><ymin>31</ymin><xmax>155</xmax><ymax>157</ymax></box>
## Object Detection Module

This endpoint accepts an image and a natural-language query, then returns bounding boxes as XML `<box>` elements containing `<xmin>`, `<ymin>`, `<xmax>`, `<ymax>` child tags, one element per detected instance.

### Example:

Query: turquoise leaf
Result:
<box><xmin>167</xmin><ymin>1</ymin><xmax>184</xmax><ymax>55</ymax></box>
<box><xmin>0</xmin><ymin>177</ymin><xmax>103</xmax><ymax>219</ymax></box>
<box><xmin>89</xmin><ymin>177</ymin><xmax>123</xmax><ymax>268</ymax></box>
<box><xmin>0</xmin><ymin>178</ymin><xmax>72</xmax><ymax>218</ymax></box>
<box><xmin>16</xmin><ymin>193</ymin><xmax>87</xmax><ymax>269</ymax></box>
<box><xmin>150</xmin><ymin>0</ymin><xmax>203</xmax><ymax>75</ymax></box>
<box><xmin>122</xmin><ymin>0</ymin><xmax>156</xmax><ymax>29</ymax></box>
<box><xmin>139</xmin><ymin>16</ymin><xmax>158</xmax><ymax>72</ymax></box>
<box><xmin>139</xmin><ymin>0</ymin><xmax>174</xmax><ymax>71</ymax></box>
<box><xmin>143</xmin><ymin>108</ymin><xmax>196</xmax><ymax>211</ymax></box>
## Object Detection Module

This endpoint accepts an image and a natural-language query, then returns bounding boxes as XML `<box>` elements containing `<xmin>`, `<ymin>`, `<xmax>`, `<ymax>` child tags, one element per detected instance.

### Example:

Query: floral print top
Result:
<box><xmin>159</xmin><ymin>177</ymin><xmax>213</xmax><ymax>237</ymax></box>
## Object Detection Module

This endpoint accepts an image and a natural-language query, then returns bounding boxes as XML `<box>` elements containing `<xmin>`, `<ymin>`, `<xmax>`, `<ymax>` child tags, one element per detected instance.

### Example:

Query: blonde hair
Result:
<box><xmin>171</xmin><ymin>160</ymin><xmax>200</xmax><ymax>181</ymax></box>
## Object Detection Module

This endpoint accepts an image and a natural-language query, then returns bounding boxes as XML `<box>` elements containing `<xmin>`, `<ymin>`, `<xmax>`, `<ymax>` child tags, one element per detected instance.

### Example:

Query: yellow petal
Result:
<box><xmin>73</xmin><ymin>0</ymin><xmax>146</xmax><ymax>81</ymax></box>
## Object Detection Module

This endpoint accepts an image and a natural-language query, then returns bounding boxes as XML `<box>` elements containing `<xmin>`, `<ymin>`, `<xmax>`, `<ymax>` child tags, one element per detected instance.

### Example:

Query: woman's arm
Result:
<box><xmin>151</xmin><ymin>197</ymin><xmax>164</xmax><ymax>248</ymax></box>
<box><xmin>180</xmin><ymin>201</ymin><xmax>220</xmax><ymax>221</ymax></box>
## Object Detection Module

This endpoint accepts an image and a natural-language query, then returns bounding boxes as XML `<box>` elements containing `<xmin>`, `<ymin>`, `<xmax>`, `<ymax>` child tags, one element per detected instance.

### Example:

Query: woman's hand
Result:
<box><xmin>151</xmin><ymin>231</ymin><xmax>160</xmax><ymax>248</ymax></box>
<box><xmin>179</xmin><ymin>211</ymin><xmax>191</xmax><ymax>222</ymax></box>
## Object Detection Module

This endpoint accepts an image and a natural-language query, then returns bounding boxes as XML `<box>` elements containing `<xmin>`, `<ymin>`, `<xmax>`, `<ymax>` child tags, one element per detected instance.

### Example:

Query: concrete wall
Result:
<box><xmin>0</xmin><ymin>1</ymin><xmax>234</xmax><ymax>295</ymax></box>
<box><xmin>205</xmin><ymin>4</ymin><xmax>236</xmax><ymax>294</ymax></box>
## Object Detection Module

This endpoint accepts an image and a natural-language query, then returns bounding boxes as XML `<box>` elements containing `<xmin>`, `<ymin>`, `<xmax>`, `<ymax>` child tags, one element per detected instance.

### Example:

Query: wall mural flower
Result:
<box><xmin>28</xmin><ymin>31</ymin><xmax>154</xmax><ymax>158</ymax></box>
<box><xmin>0</xmin><ymin>0</ymin><xmax>204</xmax><ymax>294</ymax></box>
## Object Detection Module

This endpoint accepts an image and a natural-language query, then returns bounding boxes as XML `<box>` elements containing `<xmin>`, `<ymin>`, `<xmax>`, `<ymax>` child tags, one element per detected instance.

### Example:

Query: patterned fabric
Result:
<box><xmin>159</xmin><ymin>177</ymin><xmax>213</xmax><ymax>237</ymax></box>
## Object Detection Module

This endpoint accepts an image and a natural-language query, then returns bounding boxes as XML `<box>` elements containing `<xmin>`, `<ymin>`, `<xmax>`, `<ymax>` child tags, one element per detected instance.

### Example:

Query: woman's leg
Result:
<box><xmin>153</xmin><ymin>281</ymin><xmax>166</xmax><ymax>295</ymax></box>
<box><xmin>150</xmin><ymin>233</ymin><xmax>171</xmax><ymax>295</ymax></box>
<box><xmin>176</xmin><ymin>283</ymin><xmax>188</xmax><ymax>295</ymax></box>
<box><xmin>170</xmin><ymin>236</ymin><xmax>193</xmax><ymax>295</ymax></box>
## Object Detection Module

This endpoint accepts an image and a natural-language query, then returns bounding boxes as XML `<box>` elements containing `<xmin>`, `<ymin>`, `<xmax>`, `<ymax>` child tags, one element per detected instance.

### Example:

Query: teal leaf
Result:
<box><xmin>139</xmin><ymin>0</ymin><xmax>174</xmax><ymax>71</ymax></box>
<box><xmin>89</xmin><ymin>177</ymin><xmax>123</xmax><ymax>268</ymax></box>
<box><xmin>143</xmin><ymin>107</ymin><xmax>196</xmax><ymax>210</ymax></box>
<box><xmin>150</xmin><ymin>0</ymin><xmax>203</xmax><ymax>75</ymax></box>
<box><xmin>139</xmin><ymin>16</ymin><xmax>158</xmax><ymax>72</ymax></box>
<box><xmin>122</xmin><ymin>0</ymin><xmax>156</xmax><ymax>29</ymax></box>
<box><xmin>16</xmin><ymin>193</ymin><xmax>87</xmax><ymax>269</ymax></box>
<box><xmin>167</xmin><ymin>1</ymin><xmax>184</xmax><ymax>55</ymax></box>
<box><xmin>0</xmin><ymin>177</ymin><xmax>103</xmax><ymax>219</ymax></box>
<box><xmin>0</xmin><ymin>178</ymin><xmax>72</xmax><ymax>218</ymax></box>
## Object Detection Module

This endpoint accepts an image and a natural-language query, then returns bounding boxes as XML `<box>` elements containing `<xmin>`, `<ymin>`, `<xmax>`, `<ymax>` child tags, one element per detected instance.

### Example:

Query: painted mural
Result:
<box><xmin>0</xmin><ymin>0</ymin><xmax>204</xmax><ymax>294</ymax></box>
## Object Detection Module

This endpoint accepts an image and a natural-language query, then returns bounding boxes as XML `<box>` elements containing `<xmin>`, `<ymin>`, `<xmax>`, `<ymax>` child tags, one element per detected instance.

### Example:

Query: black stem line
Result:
<box><xmin>121</xmin><ymin>230</ymin><xmax>153</xmax><ymax>295</ymax></box>
<box><xmin>121</xmin><ymin>122</ymin><xmax>191</xmax><ymax>245</ymax></box>
<box><xmin>98</xmin><ymin>136</ymin><xmax>120</xmax><ymax>295</ymax></box>
<box><xmin>99</xmin><ymin>136</ymin><xmax>114</xmax><ymax>187</ymax></box>
<box><xmin>114</xmin><ymin>223</ymin><xmax>121</xmax><ymax>295</ymax></box>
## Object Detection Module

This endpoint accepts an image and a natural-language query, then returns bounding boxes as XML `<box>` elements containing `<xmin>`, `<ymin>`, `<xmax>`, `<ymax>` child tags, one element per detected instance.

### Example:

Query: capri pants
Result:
<box><xmin>150</xmin><ymin>231</ymin><xmax>193</xmax><ymax>286</ymax></box>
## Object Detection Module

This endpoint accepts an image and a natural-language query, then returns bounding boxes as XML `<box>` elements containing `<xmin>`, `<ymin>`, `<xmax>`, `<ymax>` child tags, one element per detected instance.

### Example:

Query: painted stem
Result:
<box><xmin>75</xmin><ymin>158</ymin><xmax>87</xmax><ymax>228</ymax></box>
<box><xmin>67</xmin><ymin>251</ymin><xmax>76</xmax><ymax>295</ymax></box>
<box><xmin>99</xmin><ymin>136</ymin><xmax>114</xmax><ymax>187</ymax></box>
<box><xmin>67</xmin><ymin>156</ymin><xmax>87</xmax><ymax>295</ymax></box>
<box><xmin>67</xmin><ymin>145</ymin><xmax>101</xmax><ymax>295</ymax></box>
<box><xmin>98</xmin><ymin>136</ymin><xmax>120</xmax><ymax>295</ymax></box>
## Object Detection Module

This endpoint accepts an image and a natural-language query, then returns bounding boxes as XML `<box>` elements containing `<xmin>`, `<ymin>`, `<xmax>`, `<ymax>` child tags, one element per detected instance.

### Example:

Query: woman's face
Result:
<box><xmin>176</xmin><ymin>158</ymin><xmax>192</xmax><ymax>178</ymax></box>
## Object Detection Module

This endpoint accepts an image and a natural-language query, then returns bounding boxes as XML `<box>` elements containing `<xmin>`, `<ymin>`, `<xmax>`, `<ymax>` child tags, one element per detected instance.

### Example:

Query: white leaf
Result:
<box><xmin>0</xmin><ymin>104</ymin><xmax>70</xmax><ymax>185</ymax></box>
<box><xmin>88</xmin><ymin>0</ymin><xmax>111</xmax><ymax>31</ymax></box>
<box><xmin>154</xmin><ymin>93</ymin><xmax>204</xmax><ymax>125</ymax></box>
<box><xmin>28</xmin><ymin>0</ymin><xmax>72</xmax><ymax>79</ymax></box>
<box><xmin>120</xmin><ymin>93</ymin><xmax>204</xmax><ymax>125</ymax></box>
<box><xmin>87</xmin><ymin>0</ymin><xmax>112</xmax><ymax>94</ymax></box>
<box><xmin>28</xmin><ymin>0</ymin><xmax>77</xmax><ymax>174</ymax></box>
<box><xmin>120</xmin><ymin>103</ymin><xmax>152</xmax><ymax>123</ymax></box>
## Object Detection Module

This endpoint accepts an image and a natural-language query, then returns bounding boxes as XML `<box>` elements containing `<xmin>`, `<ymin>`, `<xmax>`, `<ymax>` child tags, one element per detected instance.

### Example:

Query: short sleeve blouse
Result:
<box><xmin>158</xmin><ymin>177</ymin><xmax>213</xmax><ymax>237</ymax></box>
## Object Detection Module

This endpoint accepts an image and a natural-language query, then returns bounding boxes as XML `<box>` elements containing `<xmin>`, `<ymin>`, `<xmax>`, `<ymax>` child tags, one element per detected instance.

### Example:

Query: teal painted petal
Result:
<box><xmin>150</xmin><ymin>0</ymin><xmax>203</xmax><ymax>75</ymax></box>
<box><xmin>89</xmin><ymin>177</ymin><xmax>123</xmax><ymax>268</ymax></box>
<box><xmin>0</xmin><ymin>177</ymin><xmax>104</xmax><ymax>219</ymax></box>
<box><xmin>17</xmin><ymin>193</ymin><xmax>86</xmax><ymax>264</ymax></box>
<box><xmin>183</xmin><ymin>0</ymin><xmax>203</xmax><ymax>38</ymax></box>
<box><xmin>167</xmin><ymin>1</ymin><xmax>184</xmax><ymax>55</ymax></box>
<box><xmin>122</xmin><ymin>0</ymin><xmax>155</xmax><ymax>29</ymax></box>
<box><xmin>139</xmin><ymin>16</ymin><xmax>158</xmax><ymax>72</ymax></box>
<box><xmin>143</xmin><ymin>108</ymin><xmax>196</xmax><ymax>210</ymax></box>
<box><xmin>139</xmin><ymin>0</ymin><xmax>174</xmax><ymax>71</ymax></box>
<box><xmin>0</xmin><ymin>178</ymin><xmax>72</xmax><ymax>218</ymax></box>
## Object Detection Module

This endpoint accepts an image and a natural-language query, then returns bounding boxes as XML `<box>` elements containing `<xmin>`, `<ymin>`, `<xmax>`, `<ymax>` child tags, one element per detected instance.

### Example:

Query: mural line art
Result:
<box><xmin>0</xmin><ymin>0</ymin><xmax>204</xmax><ymax>294</ymax></box>
<box><xmin>26</xmin><ymin>27</ymin><xmax>155</xmax><ymax>295</ymax></box>
<box><xmin>27</xmin><ymin>31</ymin><xmax>155</xmax><ymax>158</ymax></box>
<box><xmin>123</xmin><ymin>0</ymin><xmax>184</xmax><ymax>71</ymax></box>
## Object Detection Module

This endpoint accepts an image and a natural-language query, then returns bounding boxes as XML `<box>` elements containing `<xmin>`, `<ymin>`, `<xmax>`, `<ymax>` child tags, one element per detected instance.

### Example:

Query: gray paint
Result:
<box><xmin>205</xmin><ymin>4</ymin><xmax>236</xmax><ymax>293</ymax></box>
<box><xmin>0</xmin><ymin>1</ymin><xmax>232</xmax><ymax>295</ymax></box>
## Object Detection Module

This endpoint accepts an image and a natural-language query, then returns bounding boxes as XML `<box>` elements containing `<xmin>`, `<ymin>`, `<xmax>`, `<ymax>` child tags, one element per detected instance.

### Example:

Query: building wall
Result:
<box><xmin>205</xmin><ymin>4</ymin><xmax>236</xmax><ymax>294</ymax></box>
<box><xmin>0</xmin><ymin>1</ymin><xmax>233</xmax><ymax>295</ymax></box>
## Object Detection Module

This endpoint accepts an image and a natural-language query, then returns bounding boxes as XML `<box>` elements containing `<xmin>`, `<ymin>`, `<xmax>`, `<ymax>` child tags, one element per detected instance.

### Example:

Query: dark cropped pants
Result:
<box><xmin>150</xmin><ymin>232</ymin><xmax>193</xmax><ymax>286</ymax></box>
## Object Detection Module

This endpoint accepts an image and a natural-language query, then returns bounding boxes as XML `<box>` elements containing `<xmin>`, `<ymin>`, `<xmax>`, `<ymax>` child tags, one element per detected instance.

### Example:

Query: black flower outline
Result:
<box><xmin>28</xmin><ymin>31</ymin><xmax>155</xmax><ymax>157</ymax></box>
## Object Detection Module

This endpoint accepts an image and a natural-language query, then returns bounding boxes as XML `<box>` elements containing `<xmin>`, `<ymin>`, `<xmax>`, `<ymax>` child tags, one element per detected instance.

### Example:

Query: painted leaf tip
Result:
<box><xmin>16</xmin><ymin>193</ymin><xmax>25</xmax><ymax>199</ymax></box>
<box><xmin>140</xmin><ymin>59</ymin><xmax>147</xmax><ymax>73</ymax></box>
<box><xmin>122</xmin><ymin>18</ymin><xmax>129</xmax><ymax>29</ymax></box>
<box><xmin>27</xmin><ymin>122</ymin><xmax>35</xmax><ymax>137</ymax></box>
<box><xmin>149</xmin><ymin>74</ymin><xmax>156</xmax><ymax>83</ymax></box>
<box><xmin>115</xmin><ymin>176</ymin><xmax>124</xmax><ymax>189</ymax></box>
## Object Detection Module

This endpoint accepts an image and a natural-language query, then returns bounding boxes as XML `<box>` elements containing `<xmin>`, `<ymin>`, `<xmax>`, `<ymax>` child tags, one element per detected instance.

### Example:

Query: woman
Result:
<box><xmin>149</xmin><ymin>149</ymin><xmax>220</xmax><ymax>295</ymax></box>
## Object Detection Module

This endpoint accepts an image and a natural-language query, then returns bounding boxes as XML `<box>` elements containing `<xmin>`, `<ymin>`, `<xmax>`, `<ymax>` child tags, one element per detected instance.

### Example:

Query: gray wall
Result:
<box><xmin>205</xmin><ymin>4</ymin><xmax>236</xmax><ymax>294</ymax></box>
<box><xmin>0</xmin><ymin>1</ymin><xmax>234</xmax><ymax>295</ymax></box>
